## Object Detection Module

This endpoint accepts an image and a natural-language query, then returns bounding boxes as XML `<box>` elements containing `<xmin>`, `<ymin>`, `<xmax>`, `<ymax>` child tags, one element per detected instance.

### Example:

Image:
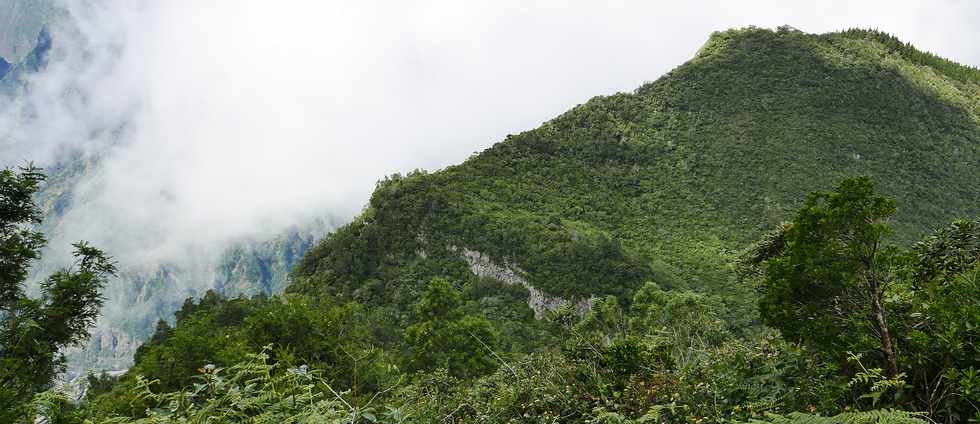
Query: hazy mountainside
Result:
<box><xmin>26</xmin><ymin>154</ymin><xmax>331</xmax><ymax>377</ymax></box>
<box><xmin>62</xmin><ymin>226</ymin><xmax>325</xmax><ymax>373</ymax></box>
<box><xmin>290</xmin><ymin>27</ymin><xmax>980</xmax><ymax>319</ymax></box>
<box><xmin>0</xmin><ymin>11</ymin><xmax>331</xmax><ymax>378</ymax></box>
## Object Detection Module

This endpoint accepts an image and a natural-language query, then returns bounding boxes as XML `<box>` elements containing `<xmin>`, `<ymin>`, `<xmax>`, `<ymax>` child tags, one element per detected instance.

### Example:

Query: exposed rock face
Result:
<box><xmin>63</xmin><ymin>330</ymin><xmax>140</xmax><ymax>376</ymax></box>
<box><xmin>213</xmin><ymin>226</ymin><xmax>325</xmax><ymax>296</ymax></box>
<box><xmin>0</xmin><ymin>0</ymin><xmax>51</xmax><ymax>64</ymax></box>
<box><xmin>459</xmin><ymin>248</ymin><xmax>592</xmax><ymax>318</ymax></box>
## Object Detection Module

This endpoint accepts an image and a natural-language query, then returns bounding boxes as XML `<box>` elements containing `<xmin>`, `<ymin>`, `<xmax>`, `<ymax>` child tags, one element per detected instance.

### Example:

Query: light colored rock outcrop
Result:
<box><xmin>459</xmin><ymin>248</ymin><xmax>592</xmax><ymax>318</ymax></box>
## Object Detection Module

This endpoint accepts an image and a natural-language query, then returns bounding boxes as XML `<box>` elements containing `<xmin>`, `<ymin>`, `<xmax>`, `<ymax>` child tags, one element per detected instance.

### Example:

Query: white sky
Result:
<box><xmin>2</xmin><ymin>0</ymin><xmax>979</xmax><ymax>262</ymax></box>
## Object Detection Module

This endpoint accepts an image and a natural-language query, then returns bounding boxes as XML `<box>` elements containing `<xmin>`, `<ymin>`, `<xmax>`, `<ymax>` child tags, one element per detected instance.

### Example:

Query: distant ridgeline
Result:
<box><xmin>289</xmin><ymin>26</ymin><xmax>980</xmax><ymax>318</ymax></box>
<box><xmin>0</xmin><ymin>57</ymin><xmax>10</xmax><ymax>81</ymax></box>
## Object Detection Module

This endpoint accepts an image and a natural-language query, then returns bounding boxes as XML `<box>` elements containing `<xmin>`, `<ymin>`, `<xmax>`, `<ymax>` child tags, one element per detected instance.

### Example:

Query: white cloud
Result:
<box><xmin>2</xmin><ymin>0</ymin><xmax>979</xmax><ymax>277</ymax></box>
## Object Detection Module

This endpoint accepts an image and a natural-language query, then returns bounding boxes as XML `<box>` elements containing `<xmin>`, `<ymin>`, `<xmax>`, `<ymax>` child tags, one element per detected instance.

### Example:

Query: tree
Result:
<box><xmin>756</xmin><ymin>177</ymin><xmax>900</xmax><ymax>377</ymax></box>
<box><xmin>0</xmin><ymin>165</ymin><xmax>116</xmax><ymax>421</ymax></box>
<box><xmin>903</xmin><ymin>219</ymin><xmax>980</xmax><ymax>422</ymax></box>
<box><xmin>629</xmin><ymin>282</ymin><xmax>728</xmax><ymax>359</ymax></box>
<box><xmin>405</xmin><ymin>277</ymin><xmax>498</xmax><ymax>379</ymax></box>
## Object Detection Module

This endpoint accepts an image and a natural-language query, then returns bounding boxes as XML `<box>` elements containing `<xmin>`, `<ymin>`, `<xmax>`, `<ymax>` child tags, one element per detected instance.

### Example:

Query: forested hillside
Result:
<box><xmin>290</xmin><ymin>26</ymin><xmax>979</xmax><ymax>319</ymax></box>
<box><xmin>8</xmin><ymin>27</ymin><xmax>980</xmax><ymax>423</ymax></box>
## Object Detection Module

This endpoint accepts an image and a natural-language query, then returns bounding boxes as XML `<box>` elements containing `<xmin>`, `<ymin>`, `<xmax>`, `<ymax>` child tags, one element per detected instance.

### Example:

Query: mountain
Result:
<box><xmin>76</xmin><ymin>26</ymin><xmax>980</xmax><ymax>423</ymax></box>
<box><xmin>68</xmin><ymin>27</ymin><xmax>980</xmax><ymax>423</ymax></box>
<box><xmin>289</xmin><ymin>27</ymin><xmax>980</xmax><ymax>321</ymax></box>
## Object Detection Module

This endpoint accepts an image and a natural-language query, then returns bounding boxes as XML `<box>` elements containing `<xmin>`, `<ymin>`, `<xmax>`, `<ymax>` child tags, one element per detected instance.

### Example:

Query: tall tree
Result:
<box><xmin>0</xmin><ymin>165</ymin><xmax>116</xmax><ymax>421</ymax></box>
<box><xmin>756</xmin><ymin>177</ymin><xmax>899</xmax><ymax>377</ymax></box>
<box><xmin>404</xmin><ymin>277</ymin><xmax>498</xmax><ymax>379</ymax></box>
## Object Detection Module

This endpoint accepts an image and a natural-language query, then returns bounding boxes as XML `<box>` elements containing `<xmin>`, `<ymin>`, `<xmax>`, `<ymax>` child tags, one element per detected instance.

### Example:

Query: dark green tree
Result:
<box><xmin>0</xmin><ymin>165</ymin><xmax>116</xmax><ymax>421</ymax></box>
<box><xmin>757</xmin><ymin>177</ymin><xmax>900</xmax><ymax>377</ymax></box>
<box><xmin>405</xmin><ymin>277</ymin><xmax>498</xmax><ymax>379</ymax></box>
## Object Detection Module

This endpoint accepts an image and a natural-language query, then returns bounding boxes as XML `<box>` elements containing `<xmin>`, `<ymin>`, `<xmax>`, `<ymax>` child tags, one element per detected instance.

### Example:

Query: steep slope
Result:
<box><xmin>290</xmin><ymin>27</ymin><xmax>980</xmax><ymax>319</ymax></box>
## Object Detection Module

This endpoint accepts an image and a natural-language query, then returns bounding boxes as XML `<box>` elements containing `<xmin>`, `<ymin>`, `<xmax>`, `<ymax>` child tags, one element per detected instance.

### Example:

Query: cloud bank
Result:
<box><xmin>3</xmin><ymin>0</ymin><xmax>980</xmax><ymax>265</ymax></box>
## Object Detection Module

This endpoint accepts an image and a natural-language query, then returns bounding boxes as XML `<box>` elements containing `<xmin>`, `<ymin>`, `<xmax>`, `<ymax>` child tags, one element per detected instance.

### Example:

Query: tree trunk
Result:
<box><xmin>870</xmin><ymin>285</ymin><xmax>899</xmax><ymax>378</ymax></box>
<box><xmin>865</xmin><ymin>238</ymin><xmax>899</xmax><ymax>378</ymax></box>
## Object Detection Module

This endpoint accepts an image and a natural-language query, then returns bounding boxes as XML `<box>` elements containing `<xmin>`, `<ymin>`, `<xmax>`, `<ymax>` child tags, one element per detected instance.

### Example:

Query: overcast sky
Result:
<box><xmin>3</xmin><ymin>0</ymin><xmax>980</xmax><ymax>263</ymax></box>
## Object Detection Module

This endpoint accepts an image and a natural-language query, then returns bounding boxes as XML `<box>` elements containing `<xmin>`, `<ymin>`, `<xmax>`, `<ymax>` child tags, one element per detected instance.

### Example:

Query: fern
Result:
<box><xmin>748</xmin><ymin>408</ymin><xmax>927</xmax><ymax>423</ymax></box>
<box><xmin>845</xmin><ymin>352</ymin><xmax>907</xmax><ymax>407</ymax></box>
<box><xmin>101</xmin><ymin>348</ymin><xmax>352</xmax><ymax>423</ymax></box>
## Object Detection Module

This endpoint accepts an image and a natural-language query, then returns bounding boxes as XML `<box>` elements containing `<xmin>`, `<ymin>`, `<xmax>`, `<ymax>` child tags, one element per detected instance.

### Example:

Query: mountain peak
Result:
<box><xmin>293</xmin><ymin>27</ymin><xmax>980</xmax><ymax>306</ymax></box>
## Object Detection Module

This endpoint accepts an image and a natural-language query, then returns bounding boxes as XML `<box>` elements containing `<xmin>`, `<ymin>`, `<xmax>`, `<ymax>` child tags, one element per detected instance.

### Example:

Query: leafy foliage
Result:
<box><xmin>747</xmin><ymin>409</ymin><xmax>926</xmax><ymax>424</ymax></box>
<box><xmin>101</xmin><ymin>349</ymin><xmax>352</xmax><ymax>423</ymax></box>
<box><xmin>901</xmin><ymin>220</ymin><xmax>980</xmax><ymax>422</ymax></box>
<box><xmin>751</xmin><ymin>182</ymin><xmax>979</xmax><ymax>423</ymax></box>
<box><xmin>0</xmin><ymin>166</ymin><xmax>116</xmax><ymax>422</ymax></box>
<box><xmin>404</xmin><ymin>278</ymin><xmax>499</xmax><ymax>379</ymax></box>
<box><xmin>757</xmin><ymin>177</ymin><xmax>900</xmax><ymax>375</ymax></box>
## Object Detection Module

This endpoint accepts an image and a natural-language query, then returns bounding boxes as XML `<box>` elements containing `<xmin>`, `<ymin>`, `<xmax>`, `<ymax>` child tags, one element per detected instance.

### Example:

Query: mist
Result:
<box><xmin>2</xmin><ymin>0</ymin><xmax>979</xmax><ymax>263</ymax></box>
<box><xmin>2</xmin><ymin>0</ymin><xmax>980</xmax><ymax>372</ymax></box>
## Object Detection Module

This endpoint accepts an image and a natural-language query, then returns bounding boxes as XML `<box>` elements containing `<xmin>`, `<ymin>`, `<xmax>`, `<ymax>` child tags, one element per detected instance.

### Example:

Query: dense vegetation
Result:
<box><xmin>5</xmin><ymin>27</ymin><xmax>980</xmax><ymax>423</ymax></box>
<box><xmin>64</xmin><ymin>184</ymin><xmax>980</xmax><ymax>422</ymax></box>
<box><xmin>0</xmin><ymin>165</ymin><xmax>115</xmax><ymax>422</ymax></box>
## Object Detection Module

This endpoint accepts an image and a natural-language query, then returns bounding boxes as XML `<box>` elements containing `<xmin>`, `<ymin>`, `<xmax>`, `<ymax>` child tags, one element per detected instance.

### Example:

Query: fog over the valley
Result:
<box><xmin>3</xmin><ymin>0</ymin><xmax>980</xmax><ymax>266</ymax></box>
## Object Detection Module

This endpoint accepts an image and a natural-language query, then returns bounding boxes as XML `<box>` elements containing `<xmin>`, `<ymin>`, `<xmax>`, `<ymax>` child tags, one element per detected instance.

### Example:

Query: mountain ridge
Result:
<box><xmin>289</xmin><ymin>27</ymin><xmax>980</xmax><ymax>315</ymax></box>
